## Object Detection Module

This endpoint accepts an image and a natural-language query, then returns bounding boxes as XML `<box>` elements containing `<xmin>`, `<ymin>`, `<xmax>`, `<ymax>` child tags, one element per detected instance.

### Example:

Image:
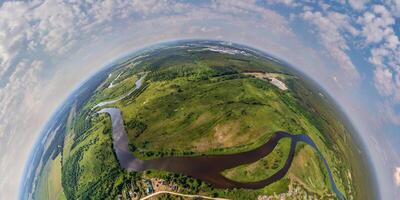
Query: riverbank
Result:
<box><xmin>99</xmin><ymin>107</ymin><xmax>344</xmax><ymax>199</ymax></box>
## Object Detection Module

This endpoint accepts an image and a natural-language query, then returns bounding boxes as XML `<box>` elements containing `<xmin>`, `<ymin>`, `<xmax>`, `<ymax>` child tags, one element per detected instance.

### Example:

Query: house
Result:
<box><xmin>145</xmin><ymin>180</ymin><xmax>154</xmax><ymax>194</ymax></box>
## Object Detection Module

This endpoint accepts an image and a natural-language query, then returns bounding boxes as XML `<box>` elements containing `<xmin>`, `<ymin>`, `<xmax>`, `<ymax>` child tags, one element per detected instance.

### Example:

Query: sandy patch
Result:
<box><xmin>245</xmin><ymin>72</ymin><xmax>288</xmax><ymax>90</ymax></box>
<box><xmin>213</xmin><ymin>122</ymin><xmax>241</xmax><ymax>144</ymax></box>
<box><xmin>189</xmin><ymin>112</ymin><xmax>211</xmax><ymax>129</ymax></box>
<box><xmin>193</xmin><ymin>120</ymin><xmax>249</xmax><ymax>151</ymax></box>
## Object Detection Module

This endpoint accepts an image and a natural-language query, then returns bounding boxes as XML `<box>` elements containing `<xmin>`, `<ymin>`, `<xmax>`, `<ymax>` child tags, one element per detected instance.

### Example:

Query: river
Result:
<box><xmin>96</xmin><ymin>76</ymin><xmax>345</xmax><ymax>200</ymax></box>
<box><xmin>93</xmin><ymin>75</ymin><xmax>145</xmax><ymax>109</ymax></box>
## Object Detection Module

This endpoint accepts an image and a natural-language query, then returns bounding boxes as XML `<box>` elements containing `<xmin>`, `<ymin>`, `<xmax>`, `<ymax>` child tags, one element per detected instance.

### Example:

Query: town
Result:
<box><xmin>117</xmin><ymin>176</ymin><xmax>339</xmax><ymax>200</ymax></box>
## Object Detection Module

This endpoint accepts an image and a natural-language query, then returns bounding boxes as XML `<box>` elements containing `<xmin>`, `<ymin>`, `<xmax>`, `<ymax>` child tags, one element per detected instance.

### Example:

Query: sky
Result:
<box><xmin>0</xmin><ymin>0</ymin><xmax>399</xmax><ymax>199</ymax></box>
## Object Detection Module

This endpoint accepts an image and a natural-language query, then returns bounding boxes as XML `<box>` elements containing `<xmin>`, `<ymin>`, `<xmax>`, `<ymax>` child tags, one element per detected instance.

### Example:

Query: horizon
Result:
<box><xmin>0</xmin><ymin>1</ymin><xmax>399</xmax><ymax>199</ymax></box>
<box><xmin>20</xmin><ymin>40</ymin><xmax>379</xmax><ymax>199</ymax></box>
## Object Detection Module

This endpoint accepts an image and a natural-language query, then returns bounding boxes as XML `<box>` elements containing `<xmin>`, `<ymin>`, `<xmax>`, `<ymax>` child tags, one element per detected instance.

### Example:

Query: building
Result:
<box><xmin>145</xmin><ymin>180</ymin><xmax>154</xmax><ymax>194</ymax></box>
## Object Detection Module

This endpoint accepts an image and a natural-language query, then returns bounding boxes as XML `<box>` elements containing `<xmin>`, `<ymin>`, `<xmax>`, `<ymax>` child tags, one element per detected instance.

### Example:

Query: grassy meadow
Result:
<box><xmin>222</xmin><ymin>138</ymin><xmax>291</xmax><ymax>182</ymax></box>
<box><xmin>34</xmin><ymin>43</ymin><xmax>360</xmax><ymax>200</ymax></box>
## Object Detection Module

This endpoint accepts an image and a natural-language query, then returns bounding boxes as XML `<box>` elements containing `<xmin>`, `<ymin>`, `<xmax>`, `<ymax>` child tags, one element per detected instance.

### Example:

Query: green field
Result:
<box><xmin>33</xmin><ymin>43</ymin><xmax>359</xmax><ymax>200</ymax></box>
<box><xmin>110</xmin><ymin>57</ymin><xmax>329</xmax><ymax>161</ymax></box>
<box><xmin>117</xmin><ymin>75</ymin><xmax>310</xmax><ymax>158</ymax></box>
<box><xmin>35</xmin><ymin>154</ymin><xmax>66</xmax><ymax>200</ymax></box>
<box><xmin>288</xmin><ymin>142</ymin><xmax>333</xmax><ymax>197</ymax></box>
<box><xmin>222</xmin><ymin>138</ymin><xmax>291</xmax><ymax>182</ymax></box>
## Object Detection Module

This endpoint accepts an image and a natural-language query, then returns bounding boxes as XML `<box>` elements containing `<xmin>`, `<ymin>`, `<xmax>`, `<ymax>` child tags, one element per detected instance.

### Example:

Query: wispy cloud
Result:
<box><xmin>300</xmin><ymin>10</ymin><xmax>361</xmax><ymax>82</ymax></box>
<box><xmin>281</xmin><ymin>1</ymin><xmax>400</xmax><ymax>126</ymax></box>
<box><xmin>0</xmin><ymin>0</ymin><xmax>194</xmax><ymax>198</ymax></box>
<box><xmin>0</xmin><ymin>1</ymin><xmax>300</xmax><ymax>199</ymax></box>
<box><xmin>348</xmin><ymin>0</ymin><xmax>369</xmax><ymax>11</ymax></box>
<box><xmin>356</xmin><ymin>5</ymin><xmax>400</xmax><ymax>103</ymax></box>
<box><xmin>0</xmin><ymin>0</ymin><xmax>399</xmax><ymax>199</ymax></box>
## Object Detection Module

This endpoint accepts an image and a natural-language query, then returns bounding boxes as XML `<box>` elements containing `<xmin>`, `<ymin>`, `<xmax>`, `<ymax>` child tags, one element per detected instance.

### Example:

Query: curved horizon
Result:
<box><xmin>20</xmin><ymin>39</ymin><xmax>378</xmax><ymax>199</ymax></box>
<box><xmin>0</xmin><ymin>1</ymin><xmax>399</xmax><ymax>199</ymax></box>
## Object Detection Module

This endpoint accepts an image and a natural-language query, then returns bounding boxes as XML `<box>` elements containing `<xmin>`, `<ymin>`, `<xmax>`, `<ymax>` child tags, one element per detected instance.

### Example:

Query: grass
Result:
<box><xmin>109</xmin><ymin>50</ymin><xmax>350</xmax><ymax>198</ymax></box>
<box><xmin>62</xmin><ymin>102</ymin><xmax>76</xmax><ymax>164</ymax></box>
<box><xmin>88</xmin><ymin>74</ymin><xmax>139</xmax><ymax>108</ymax></box>
<box><xmin>97</xmin><ymin>47</ymin><xmax>350</xmax><ymax>197</ymax></box>
<box><xmin>285</xmin><ymin>76</ymin><xmax>356</xmax><ymax>198</ymax></box>
<box><xmin>221</xmin><ymin>138</ymin><xmax>291</xmax><ymax>182</ymax></box>
<box><xmin>288</xmin><ymin>142</ymin><xmax>333</xmax><ymax>197</ymax></box>
<box><xmin>35</xmin><ymin>154</ymin><xmax>66</xmax><ymax>200</ymax></box>
<box><xmin>112</xmin><ymin>71</ymin><xmax>322</xmax><ymax>160</ymax></box>
<box><xmin>260</xmin><ymin>176</ymin><xmax>290</xmax><ymax>195</ymax></box>
<box><xmin>62</xmin><ymin>112</ymin><xmax>144</xmax><ymax>200</ymax></box>
<box><xmin>54</xmin><ymin>42</ymin><xmax>356</xmax><ymax>199</ymax></box>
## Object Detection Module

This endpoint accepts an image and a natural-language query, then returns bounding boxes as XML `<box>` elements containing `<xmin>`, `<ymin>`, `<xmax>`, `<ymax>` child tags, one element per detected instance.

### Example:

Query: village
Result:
<box><xmin>116</xmin><ymin>176</ymin><xmax>339</xmax><ymax>200</ymax></box>
<box><xmin>257</xmin><ymin>180</ymin><xmax>340</xmax><ymax>200</ymax></box>
<box><xmin>117</xmin><ymin>177</ymin><xmax>182</xmax><ymax>200</ymax></box>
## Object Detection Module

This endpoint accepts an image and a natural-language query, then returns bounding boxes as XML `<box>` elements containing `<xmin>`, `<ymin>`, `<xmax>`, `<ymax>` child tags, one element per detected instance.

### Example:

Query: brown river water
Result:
<box><xmin>98</xmin><ymin>108</ymin><xmax>344</xmax><ymax>199</ymax></box>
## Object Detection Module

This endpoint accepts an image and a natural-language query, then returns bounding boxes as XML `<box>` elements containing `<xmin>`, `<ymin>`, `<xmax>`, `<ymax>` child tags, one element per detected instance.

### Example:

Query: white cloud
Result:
<box><xmin>301</xmin><ymin>10</ymin><xmax>360</xmax><ymax>81</ymax></box>
<box><xmin>395</xmin><ymin>167</ymin><xmax>400</xmax><ymax>186</ymax></box>
<box><xmin>357</xmin><ymin>5</ymin><xmax>395</xmax><ymax>44</ymax></box>
<box><xmin>0</xmin><ymin>1</ymin><xmax>195</xmax><ymax>198</ymax></box>
<box><xmin>271</xmin><ymin>1</ymin><xmax>400</xmax><ymax>196</ymax></box>
<box><xmin>356</xmin><ymin>5</ymin><xmax>400</xmax><ymax>106</ymax></box>
<box><xmin>385</xmin><ymin>0</ymin><xmax>400</xmax><ymax>16</ymax></box>
<box><xmin>374</xmin><ymin>67</ymin><xmax>394</xmax><ymax>97</ymax></box>
<box><xmin>0</xmin><ymin>1</ymin><xmax>301</xmax><ymax>199</ymax></box>
<box><xmin>267</xmin><ymin>0</ymin><xmax>299</xmax><ymax>7</ymax></box>
<box><xmin>0</xmin><ymin>0</ymin><xmax>398</xmax><ymax>198</ymax></box>
<box><xmin>269</xmin><ymin>0</ymin><xmax>400</xmax><ymax>128</ymax></box>
<box><xmin>348</xmin><ymin>0</ymin><xmax>369</xmax><ymax>10</ymax></box>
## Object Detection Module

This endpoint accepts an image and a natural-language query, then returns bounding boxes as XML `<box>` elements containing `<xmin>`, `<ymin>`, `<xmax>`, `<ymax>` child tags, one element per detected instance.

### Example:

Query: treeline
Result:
<box><xmin>146</xmin><ymin>64</ymin><xmax>247</xmax><ymax>83</ymax></box>
<box><xmin>147</xmin><ymin>170</ymin><xmax>262</xmax><ymax>200</ymax></box>
<box><xmin>61</xmin><ymin>125</ymin><xmax>141</xmax><ymax>200</ymax></box>
<box><xmin>138</xmin><ymin>149</ymin><xmax>196</xmax><ymax>159</ymax></box>
<box><xmin>146</xmin><ymin>66</ymin><xmax>202</xmax><ymax>82</ymax></box>
<box><xmin>126</xmin><ymin>119</ymin><xmax>147</xmax><ymax>138</ymax></box>
<box><xmin>147</xmin><ymin>171</ymin><xmax>208</xmax><ymax>194</ymax></box>
<box><xmin>70</xmin><ymin>109</ymin><xmax>92</xmax><ymax>149</ymax></box>
<box><xmin>121</xmin><ymin>83</ymin><xmax>149</xmax><ymax>106</ymax></box>
<box><xmin>62</xmin><ymin>148</ymin><xmax>84</xmax><ymax>199</ymax></box>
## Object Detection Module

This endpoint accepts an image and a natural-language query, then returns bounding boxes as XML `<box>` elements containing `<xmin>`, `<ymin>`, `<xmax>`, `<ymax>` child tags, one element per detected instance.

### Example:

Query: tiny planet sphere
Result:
<box><xmin>21</xmin><ymin>40</ymin><xmax>376</xmax><ymax>200</ymax></box>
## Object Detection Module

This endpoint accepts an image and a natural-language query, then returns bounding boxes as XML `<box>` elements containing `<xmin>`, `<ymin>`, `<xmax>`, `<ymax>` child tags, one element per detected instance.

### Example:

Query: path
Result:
<box><xmin>140</xmin><ymin>191</ymin><xmax>229</xmax><ymax>200</ymax></box>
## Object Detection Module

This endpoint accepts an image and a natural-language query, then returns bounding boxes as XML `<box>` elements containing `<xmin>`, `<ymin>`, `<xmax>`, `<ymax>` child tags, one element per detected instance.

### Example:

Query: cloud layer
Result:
<box><xmin>0</xmin><ymin>0</ymin><xmax>399</xmax><ymax>199</ymax></box>
<box><xmin>0</xmin><ymin>1</ymin><xmax>302</xmax><ymax>199</ymax></box>
<box><xmin>271</xmin><ymin>1</ymin><xmax>400</xmax><ymax>126</ymax></box>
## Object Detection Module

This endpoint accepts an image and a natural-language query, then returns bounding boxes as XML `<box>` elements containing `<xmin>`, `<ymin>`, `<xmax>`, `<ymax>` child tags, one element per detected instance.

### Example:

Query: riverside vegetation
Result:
<box><xmin>31</xmin><ymin>41</ymin><xmax>364</xmax><ymax>200</ymax></box>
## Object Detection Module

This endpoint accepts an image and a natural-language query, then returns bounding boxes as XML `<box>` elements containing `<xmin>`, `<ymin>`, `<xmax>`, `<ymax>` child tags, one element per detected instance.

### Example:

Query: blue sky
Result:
<box><xmin>0</xmin><ymin>0</ymin><xmax>399</xmax><ymax>199</ymax></box>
